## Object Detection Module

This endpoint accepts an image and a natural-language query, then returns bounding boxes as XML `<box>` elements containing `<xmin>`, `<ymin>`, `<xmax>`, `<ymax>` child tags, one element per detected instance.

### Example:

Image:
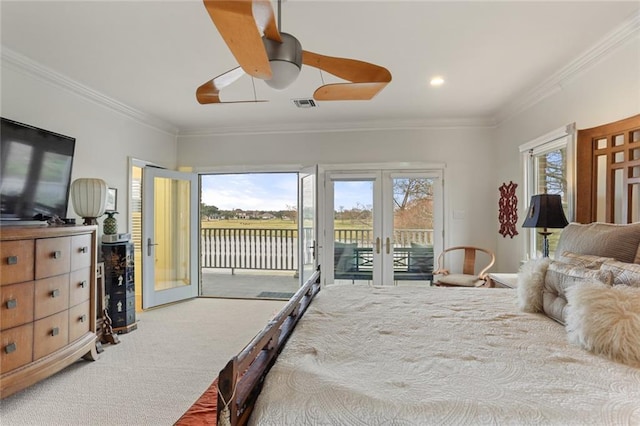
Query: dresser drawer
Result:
<box><xmin>71</xmin><ymin>234</ymin><xmax>93</xmax><ymax>271</ymax></box>
<box><xmin>35</xmin><ymin>236</ymin><xmax>71</xmax><ymax>279</ymax></box>
<box><xmin>1</xmin><ymin>240</ymin><xmax>34</xmax><ymax>285</ymax></box>
<box><xmin>68</xmin><ymin>301</ymin><xmax>91</xmax><ymax>342</ymax></box>
<box><xmin>0</xmin><ymin>281</ymin><xmax>34</xmax><ymax>330</ymax></box>
<box><xmin>34</xmin><ymin>275</ymin><xmax>69</xmax><ymax>320</ymax></box>
<box><xmin>69</xmin><ymin>268</ymin><xmax>91</xmax><ymax>307</ymax></box>
<box><xmin>33</xmin><ymin>311</ymin><xmax>69</xmax><ymax>360</ymax></box>
<box><xmin>0</xmin><ymin>323</ymin><xmax>34</xmax><ymax>373</ymax></box>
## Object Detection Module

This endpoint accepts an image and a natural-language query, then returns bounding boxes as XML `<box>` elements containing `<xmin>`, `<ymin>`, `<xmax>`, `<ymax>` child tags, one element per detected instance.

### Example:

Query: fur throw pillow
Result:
<box><xmin>565</xmin><ymin>281</ymin><xmax>640</xmax><ymax>367</ymax></box>
<box><xmin>517</xmin><ymin>258</ymin><xmax>551</xmax><ymax>312</ymax></box>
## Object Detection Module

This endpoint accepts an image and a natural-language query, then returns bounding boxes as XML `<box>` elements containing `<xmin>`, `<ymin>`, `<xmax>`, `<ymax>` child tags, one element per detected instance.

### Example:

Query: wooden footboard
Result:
<box><xmin>217</xmin><ymin>267</ymin><xmax>321</xmax><ymax>426</ymax></box>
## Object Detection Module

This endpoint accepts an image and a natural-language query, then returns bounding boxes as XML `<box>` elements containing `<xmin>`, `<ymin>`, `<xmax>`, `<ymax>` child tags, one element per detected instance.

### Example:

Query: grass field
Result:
<box><xmin>201</xmin><ymin>219</ymin><xmax>372</xmax><ymax>230</ymax></box>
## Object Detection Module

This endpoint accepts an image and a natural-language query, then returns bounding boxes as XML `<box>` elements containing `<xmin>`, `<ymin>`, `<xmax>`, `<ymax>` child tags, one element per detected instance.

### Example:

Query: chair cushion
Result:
<box><xmin>554</xmin><ymin>222</ymin><xmax>640</xmax><ymax>264</ymax></box>
<box><xmin>409</xmin><ymin>243</ymin><xmax>434</xmax><ymax>273</ymax></box>
<box><xmin>436</xmin><ymin>274</ymin><xmax>484</xmax><ymax>287</ymax></box>
<box><xmin>334</xmin><ymin>242</ymin><xmax>357</xmax><ymax>273</ymax></box>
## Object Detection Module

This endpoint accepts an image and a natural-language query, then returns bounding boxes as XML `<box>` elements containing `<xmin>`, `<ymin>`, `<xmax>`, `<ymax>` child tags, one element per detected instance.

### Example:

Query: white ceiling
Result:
<box><xmin>2</xmin><ymin>1</ymin><xmax>639</xmax><ymax>135</ymax></box>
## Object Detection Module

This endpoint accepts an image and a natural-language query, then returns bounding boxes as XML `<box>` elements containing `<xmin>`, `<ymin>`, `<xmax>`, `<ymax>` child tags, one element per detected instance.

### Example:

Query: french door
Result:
<box><xmin>142</xmin><ymin>168</ymin><xmax>198</xmax><ymax>308</ymax></box>
<box><xmin>325</xmin><ymin>170</ymin><xmax>443</xmax><ymax>286</ymax></box>
<box><xmin>299</xmin><ymin>166</ymin><xmax>318</xmax><ymax>284</ymax></box>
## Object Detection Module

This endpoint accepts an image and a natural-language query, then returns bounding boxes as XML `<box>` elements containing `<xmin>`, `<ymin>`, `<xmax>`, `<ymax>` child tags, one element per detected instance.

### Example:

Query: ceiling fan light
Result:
<box><xmin>263</xmin><ymin>33</ymin><xmax>302</xmax><ymax>90</ymax></box>
<box><xmin>266</xmin><ymin>60</ymin><xmax>301</xmax><ymax>89</ymax></box>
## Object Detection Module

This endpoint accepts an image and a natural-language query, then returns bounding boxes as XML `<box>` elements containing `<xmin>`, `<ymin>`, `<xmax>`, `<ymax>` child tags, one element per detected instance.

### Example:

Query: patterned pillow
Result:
<box><xmin>554</xmin><ymin>222</ymin><xmax>640</xmax><ymax>264</ymax></box>
<box><xmin>557</xmin><ymin>251</ymin><xmax>613</xmax><ymax>269</ymax></box>
<box><xmin>566</xmin><ymin>281</ymin><xmax>640</xmax><ymax>367</ymax></box>
<box><xmin>600</xmin><ymin>260</ymin><xmax>640</xmax><ymax>287</ymax></box>
<box><xmin>543</xmin><ymin>261</ymin><xmax>612</xmax><ymax>325</ymax></box>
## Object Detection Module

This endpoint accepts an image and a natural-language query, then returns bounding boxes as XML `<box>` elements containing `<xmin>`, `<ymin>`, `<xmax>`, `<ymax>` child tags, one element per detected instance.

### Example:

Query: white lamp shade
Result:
<box><xmin>71</xmin><ymin>178</ymin><xmax>108</xmax><ymax>220</ymax></box>
<box><xmin>264</xmin><ymin>60</ymin><xmax>301</xmax><ymax>89</ymax></box>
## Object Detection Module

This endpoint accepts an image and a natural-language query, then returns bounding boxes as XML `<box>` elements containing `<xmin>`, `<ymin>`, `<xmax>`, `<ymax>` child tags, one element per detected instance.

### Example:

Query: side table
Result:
<box><xmin>487</xmin><ymin>273</ymin><xmax>518</xmax><ymax>288</ymax></box>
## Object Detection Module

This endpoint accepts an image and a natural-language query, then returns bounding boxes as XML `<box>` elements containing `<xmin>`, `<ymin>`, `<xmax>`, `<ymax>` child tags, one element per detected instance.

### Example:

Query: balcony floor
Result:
<box><xmin>200</xmin><ymin>268</ymin><xmax>432</xmax><ymax>300</ymax></box>
<box><xmin>201</xmin><ymin>268</ymin><xmax>300</xmax><ymax>300</ymax></box>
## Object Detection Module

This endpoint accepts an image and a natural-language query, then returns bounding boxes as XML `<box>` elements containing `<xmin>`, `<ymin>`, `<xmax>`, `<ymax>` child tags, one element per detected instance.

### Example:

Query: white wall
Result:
<box><xmin>4</xmin><ymin>32</ymin><xmax>636</xmax><ymax>273</ymax></box>
<box><xmin>179</xmin><ymin>33</ymin><xmax>640</xmax><ymax>274</ymax></box>
<box><xmin>178</xmin><ymin>127</ymin><xmax>497</xmax><ymax>252</ymax></box>
<box><xmin>1</xmin><ymin>61</ymin><xmax>178</xmax><ymax>233</ymax></box>
<box><xmin>493</xmin><ymin>35</ymin><xmax>640</xmax><ymax>271</ymax></box>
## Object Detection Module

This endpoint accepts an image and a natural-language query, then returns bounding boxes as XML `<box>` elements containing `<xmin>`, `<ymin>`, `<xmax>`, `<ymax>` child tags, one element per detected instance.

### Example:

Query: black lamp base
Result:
<box><xmin>538</xmin><ymin>231</ymin><xmax>552</xmax><ymax>257</ymax></box>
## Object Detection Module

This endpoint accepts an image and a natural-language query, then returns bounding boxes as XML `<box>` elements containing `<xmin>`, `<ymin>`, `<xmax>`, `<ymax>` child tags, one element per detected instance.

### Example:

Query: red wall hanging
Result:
<box><xmin>498</xmin><ymin>181</ymin><xmax>518</xmax><ymax>238</ymax></box>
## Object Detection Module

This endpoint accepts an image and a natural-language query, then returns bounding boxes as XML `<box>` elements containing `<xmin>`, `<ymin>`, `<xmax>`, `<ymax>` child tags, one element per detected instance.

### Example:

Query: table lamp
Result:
<box><xmin>70</xmin><ymin>178</ymin><xmax>107</xmax><ymax>225</ymax></box>
<box><xmin>522</xmin><ymin>194</ymin><xmax>568</xmax><ymax>257</ymax></box>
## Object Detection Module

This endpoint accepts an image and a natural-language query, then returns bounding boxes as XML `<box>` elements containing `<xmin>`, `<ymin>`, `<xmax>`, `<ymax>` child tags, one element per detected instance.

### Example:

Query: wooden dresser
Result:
<box><xmin>0</xmin><ymin>225</ymin><xmax>99</xmax><ymax>398</ymax></box>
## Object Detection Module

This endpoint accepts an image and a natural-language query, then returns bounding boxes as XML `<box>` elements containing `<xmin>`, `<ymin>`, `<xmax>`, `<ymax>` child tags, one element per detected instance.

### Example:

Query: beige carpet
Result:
<box><xmin>0</xmin><ymin>297</ymin><xmax>285</xmax><ymax>425</ymax></box>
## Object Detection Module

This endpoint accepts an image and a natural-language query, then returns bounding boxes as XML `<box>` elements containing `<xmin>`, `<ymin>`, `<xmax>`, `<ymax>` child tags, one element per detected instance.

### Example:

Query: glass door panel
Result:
<box><xmin>389</xmin><ymin>175</ymin><xmax>437</xmax><ymax>285</ymax></box>
<box><xmin>142</xmin><ymin>168</ymin><xmax>198</xmax><ymax>308</ymax></box>
<box><xmin>299</xmin><ymin>166</ymin><xmax>317</xmax><ymax>284</ymax></box>
<box><xmin>331</xmin><ymin>177</ymin><xmax>379</xmax><ymax>285</ymax></box>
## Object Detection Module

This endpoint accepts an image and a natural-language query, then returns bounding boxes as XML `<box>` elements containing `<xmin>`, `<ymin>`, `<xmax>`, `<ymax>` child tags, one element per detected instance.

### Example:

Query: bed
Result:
<box><xmin>175</xmin><ymin>223</ymin><xmax>640</xmax><ymax>425</ymax></box>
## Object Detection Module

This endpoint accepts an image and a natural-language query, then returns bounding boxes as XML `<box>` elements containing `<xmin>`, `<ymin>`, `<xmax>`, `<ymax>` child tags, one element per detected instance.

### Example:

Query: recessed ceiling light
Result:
<box><xmin>430</xmin><ymin>76</ymin><xmax>445</xmax><ymax>86</ymax></box>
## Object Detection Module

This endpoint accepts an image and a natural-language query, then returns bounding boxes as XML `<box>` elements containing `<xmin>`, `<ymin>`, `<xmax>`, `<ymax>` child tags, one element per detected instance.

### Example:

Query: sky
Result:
<box><xmin>200</xmin><ymin>173</ymin><xmax>372</xmax><ymax>211</ymax></box>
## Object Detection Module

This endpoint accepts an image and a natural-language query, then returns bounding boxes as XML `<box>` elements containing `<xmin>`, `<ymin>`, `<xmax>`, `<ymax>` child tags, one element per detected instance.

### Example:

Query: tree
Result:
<box><xmin>200</xmin><ymin>203</ymin><xmax>219</xmax><ymax>219</ymax></box>
<box><xmin>393</xmin><ymin>178</ymin><xmax>434</xmax><ymax>229</ymax></box>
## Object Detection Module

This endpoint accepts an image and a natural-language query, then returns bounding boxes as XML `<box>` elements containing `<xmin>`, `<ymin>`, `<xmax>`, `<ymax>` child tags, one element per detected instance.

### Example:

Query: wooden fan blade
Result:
<box><xmin>196</xmin><ymin>67</ymin><xmax>267</xmax><ymax>104</ymax></box>
<box><xmin>202</xmin><ymin>0</ymin><xmax>280</xmax><ymax>80</ymax></box>
<box><xmin>302</xmin><ymin>50</ymin><xmax>392</xmax><ymax>100</ymax></box>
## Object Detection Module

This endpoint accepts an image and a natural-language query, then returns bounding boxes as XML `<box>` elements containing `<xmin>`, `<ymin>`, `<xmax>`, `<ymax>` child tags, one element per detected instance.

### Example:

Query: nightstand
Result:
<box><xmin>487</xmin><ymin>273</ymin><xmax>518</xmax><ymax>288</ymax></box>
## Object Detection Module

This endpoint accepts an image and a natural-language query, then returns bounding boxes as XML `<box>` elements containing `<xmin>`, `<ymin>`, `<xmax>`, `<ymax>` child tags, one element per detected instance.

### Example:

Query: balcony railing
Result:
<box><xmin>201</xmin><ymin>227</ymin><xmax>433</xmax><ymax>271</ymax></box>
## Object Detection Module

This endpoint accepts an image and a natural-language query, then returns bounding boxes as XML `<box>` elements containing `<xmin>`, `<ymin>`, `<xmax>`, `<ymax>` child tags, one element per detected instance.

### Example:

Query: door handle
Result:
<box><xmin>376</xmin><ymin>237</ymin><xmax>381</xmax><ymax>254</ymax></box>
<box><xmin>386</xmin><ymin>237</ymin><xmax>391</xmax><ymax>254</ymax></box>
<box><xmin>309</xmin><ymin>240</ymin><xmax>316</xmax><ymax>259</ymax></box>
<box><xmin>147</xmin><ymin>238</ymin><xmax>159</xmax><ymax>256</ymax></box>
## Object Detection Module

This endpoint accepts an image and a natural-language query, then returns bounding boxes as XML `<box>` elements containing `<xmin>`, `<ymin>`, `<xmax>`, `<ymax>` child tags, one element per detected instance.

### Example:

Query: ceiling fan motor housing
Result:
<box><xmin>263</xmin><ymin>32</ymin><xmax>302</xmax><ymax>89</ymax></box>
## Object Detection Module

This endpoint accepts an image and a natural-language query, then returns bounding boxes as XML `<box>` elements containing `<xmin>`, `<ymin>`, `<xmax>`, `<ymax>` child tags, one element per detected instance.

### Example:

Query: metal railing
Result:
<box><xmin>201</xmin><ymin>227</ymin><xmax>433</xmax><ymax>271</ymax></box>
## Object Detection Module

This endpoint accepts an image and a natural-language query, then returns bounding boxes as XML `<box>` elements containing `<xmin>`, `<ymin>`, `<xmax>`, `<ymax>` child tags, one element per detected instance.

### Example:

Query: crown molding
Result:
<box><xmin>1</xmin><ymin>47</ymin><xmax>179</xmax><ymax>136</ymax></box>
<box><xmin>494</xmin><ymin>11</ymin><xmax>640</xmax><ymax>125</ymax></box>
<box><xmin>178</xmin><ymin>116</ymin><xmax>496</xmax><ymax>138</ymax></box>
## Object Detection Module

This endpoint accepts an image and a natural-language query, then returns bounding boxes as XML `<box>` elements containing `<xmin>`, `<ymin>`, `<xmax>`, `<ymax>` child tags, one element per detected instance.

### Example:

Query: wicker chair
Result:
<box><xmin>433</xmin><ymin>246</ymin><xmax>495</xmax><ymax>287</ymax></box>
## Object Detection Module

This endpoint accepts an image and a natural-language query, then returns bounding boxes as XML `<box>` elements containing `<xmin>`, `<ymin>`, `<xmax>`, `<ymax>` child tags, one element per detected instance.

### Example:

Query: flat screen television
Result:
<box><xmin>1</xmin><ymin>118</ymin><xmax>76</xmax><ymax>223</ymax></box>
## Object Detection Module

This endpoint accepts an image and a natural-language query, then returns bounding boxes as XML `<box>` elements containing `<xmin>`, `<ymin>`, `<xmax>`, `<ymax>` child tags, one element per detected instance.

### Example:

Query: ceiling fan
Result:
<box><xmin>196</xmin><ymin>0</ymin><xmax>392</xmax><ymax>104</ymax></box>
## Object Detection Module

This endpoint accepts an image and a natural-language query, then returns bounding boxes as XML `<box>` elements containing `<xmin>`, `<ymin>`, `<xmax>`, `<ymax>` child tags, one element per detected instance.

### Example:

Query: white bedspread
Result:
<box><xmin>250</xmin><ymin>285</ymin><xmax>640</xmax><ymax>425</ymax></box>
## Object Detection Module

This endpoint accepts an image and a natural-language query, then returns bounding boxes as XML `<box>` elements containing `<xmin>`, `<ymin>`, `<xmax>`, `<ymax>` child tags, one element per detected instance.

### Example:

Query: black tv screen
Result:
<box><xmin>1</xmin><ymin>118</ymin><xmax>76</xmax><ymax>222</ymax></box>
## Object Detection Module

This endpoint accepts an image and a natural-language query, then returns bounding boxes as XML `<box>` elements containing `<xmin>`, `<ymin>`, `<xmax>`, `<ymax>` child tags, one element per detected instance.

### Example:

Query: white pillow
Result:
<box><xmin>565</xmin><ymin>281</ymin><xmax>640</xmax><ymax>367</ymax></box>
<box><xmin>517</xmin><ymin>258</ymin><xmax>551</xmax><ymax>312</ymax></box>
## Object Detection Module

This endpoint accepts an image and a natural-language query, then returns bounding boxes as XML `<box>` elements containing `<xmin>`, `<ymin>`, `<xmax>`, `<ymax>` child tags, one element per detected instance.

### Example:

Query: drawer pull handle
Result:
<box><xmin>5</xmin><ymin>342</ymin><xmax>17</xmax><ymax>354</ymax></box>
<box><xmin>6</xmin><ymin>299</ymin><xmax>17</xmax><ymax>309</ymax></box>
<box><xmin>7</xmin><ymin>256</ymin><xmax>18</xmax><ymax>265</ymax></box>
<box><xmin>79</xmin><ymin>280</ymin><xmax>87</xmax><ymax>288</ymax></box>
<box><xmin>51</xmin><ymin>289</ymin><xmax>60</xmax><ymax>298</ymax></box>
<box><xmin>51</xmin><ymin>327</ymin><xmax>59</xmax><ymax>337</ymax></box>
<box><xmin>79</xmin><ymin>314</ymin><xmax>87</xmax><ymax>323</ymax></box>
<box><xmin>53</xmin><ymin>250</ymin><xmax>62</xmax><ymax>259</ymax></box>
<box><xmin>80</xmin><ymin>246</ymin><xmax>88</xmax><ymax>254</ymax></box>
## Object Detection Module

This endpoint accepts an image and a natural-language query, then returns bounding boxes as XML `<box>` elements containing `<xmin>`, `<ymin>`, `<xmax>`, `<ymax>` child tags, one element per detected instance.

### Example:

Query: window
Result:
<box><xmin>520</xmin><ymin>124</ymin><xmax>575</xmax><ymax>259</ymax></box>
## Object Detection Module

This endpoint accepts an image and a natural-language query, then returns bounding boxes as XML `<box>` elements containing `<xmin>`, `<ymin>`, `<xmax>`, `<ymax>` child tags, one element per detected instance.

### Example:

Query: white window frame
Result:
<box><xmin>519</xmin><ymin>124</ymin><xmax>576</xmax><ymax>260</ymax></box>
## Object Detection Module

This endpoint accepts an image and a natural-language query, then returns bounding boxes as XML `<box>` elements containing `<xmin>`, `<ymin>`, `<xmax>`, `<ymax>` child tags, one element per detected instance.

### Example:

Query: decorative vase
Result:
<box><xmin>103</xmin><ymin>211</ymin><xmax>118</xmax><ymax>235</ymax></box>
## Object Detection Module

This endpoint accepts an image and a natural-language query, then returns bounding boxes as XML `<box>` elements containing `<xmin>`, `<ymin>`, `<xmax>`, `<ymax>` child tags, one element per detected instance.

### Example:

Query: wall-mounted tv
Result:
<box><xmin>1</xmin><ymin>118</ymin><xmax>76</xmax><ymax>223</ymax></box>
